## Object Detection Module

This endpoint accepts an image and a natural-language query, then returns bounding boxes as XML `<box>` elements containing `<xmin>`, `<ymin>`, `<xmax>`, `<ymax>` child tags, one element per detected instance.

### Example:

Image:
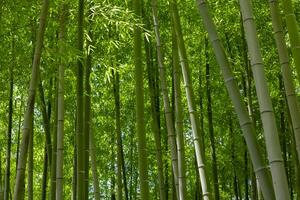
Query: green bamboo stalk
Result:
<box><xmin>56</xmin><ymin>3</ymin><xmax>67</xmax><ymax>200</ymax></box>
<box><xmin>13</xmin><ymin>0</ymin><xmax>50</xmax><ymax>198</ymax></box>
<box><xmin>89</xmin><ymin>129</ymin><xmax>100</xmax><ymax>200</ymax></box>
<box><xmin>172</xmin><ymin>28</ymin><xmax>187</xmax><ymax>200</ymax></box>
<box><xmin>133</xmin><ymin>0</ymin><xmax>149</xmax><ymax>197</ymax></box>
<box><xmin>145</xmin><ymin>38</ymin><xmax>166</xmax><ymax>200</ymax></box>
<box><xmin>76</xmin><ymin>0</ymin><xmax>85</xmax><ymax>198</ymax></box>
<box><xmin>195</xmin><ymin>0</ymin><xmax>276</xmax><ymax>199</ymax></box>
<box><xmin>238</xmin><ymin>0</ymin><xmax>290</xmax><ymax>199</ymax></box>
<box><xmin>151</xmin><ymin>0</ymin><xmax>180</xmax><ymax>198</ymax></box>
<box><xmin>170</xmin><ymin>1</ymin><xmax>210</xmax><ymax>199</ymax></box>
<box><xmin>204</xmin><ymin>37</ymin><xmax>220</xmax><ymax>200</ymax></box>
<box><xmin>113</xmin><ymin>70</ymin><xmax>123</xmax><ymax>200</ymax></box>
<box><xmin>4</xmin><ymin>45</ymin><xmax>14</xmax><ymax>200</ymax></box>
<box><xmin>27</xmin><ymin>118</ymin><xmax>33</xmax><ymax>200</ymax></box>
<box><xmin>269</xmin><ymin>0</ymin><xmax>300</xmax><ymax>166</ymax></box>
<box><xmin>84</xmin><ymin>11</ymin><xmax>91</xmax><ymax>200</ymax></box>
<box><xmin>38</xmin><ymin>82</ymin><xmax>52</xmax><ymax>166</ymax></box>
<box><xmin>281</xmin><ymin>0</ymin><xmax>300</xmax><ymax>83</ymax></box>
<box><xmin>41</xmin><ymin>144</ymin><xmax>48</xmax><ymax>200</ymax></box>
<box><xmin>50</xmin><ymin>79</ymin><xmax>58</xmax><ymax>200</ymax></box>
<box><xmin>87</xmin><ymin>11</ymin><xmax>100</xmax><ymax>199</ymax></box>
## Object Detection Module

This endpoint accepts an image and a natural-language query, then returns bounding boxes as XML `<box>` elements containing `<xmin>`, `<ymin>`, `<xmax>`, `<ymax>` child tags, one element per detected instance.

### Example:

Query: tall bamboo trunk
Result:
<box><xmin>86</xmin><ymin>14</ymin><xmax>100</xmax><ymax>198</ymax></box>
<box><xmin>241</xmin><ymin>78</ymin><xmax>249</xmax><ymax>200</ymax></box>
<box><xmin>195</xmin><ymin>0</ymin><xmax>275</xmax><ymax>199</ymax></box>
<box><xmin>38</xmin><ymin>80</ymin><xmax>52</xmax><ymax>199</ymax></box>
<box><xmin>113</xmin><ymin>70</ymin><xmax>123</xmax><ymax>200</ymax></box>
<box><xmin>133</xmin><ymin>0</ymin><xmax>149</xmax><ymax>198</ymax></box>
<box><xmin>198</xmin><ymin>56</ymin><xmax>205</xmax><ymax>155</ymax></box>
<box><xmin>241</xmin><ymin>19</ymin><xmax>258</xmax><ymax>200</ymax></box>
<box><xmin>239</xmin><ymin>47</ymin><xmax>250</xmax><ymax>200</ymax></box>
<box><xmin>172</xmin><ymin>23</ymin><xmax>187</xmax><ymax>200</ymax></box>
<box><xmin>286</xmin><ymin>106</ymin><xmax>300</xmax><ymax>199</ymax></box>
<box><xmin>238</xmin><ymin>0</ymin><xmax>290</xmax><ymax>199</ymax></box>
<box><xmin>170</xmin><ymin>1</ymin><xmax>210</xmax><ymax>199</ymax></box>
<box><xmin>38</xmin><ymin>82</ymin><xmax>52</xmax><ymax>165</ymax></box>
<box><xmin>278</xmin><ymin>76</ymin><xmax>288</xmax><ymax>177</ymax></box>
<box><xmin>50</xmin><ymin>79</ymin><xmax>58</xmax><ymax>200</ymax></box>
<box><xmin>151</xmin><ymin>0</ymin><xmax>181</xmax><ymax>198</ymax></box>
<box><xmin>164</xmin><ymin>136</ymin><xmax>169</xmax><ymax>200</ymax></box>
<box><xmin>197</xmin><ymin>58</ymin><xmax>205</xmax><ymax>200</ymax></box>
<box><xmin>56</xmin><ymin>4</ymin><xmax>67</xmax><ymax>200</ymax></box>
<box><xmin>76</xmin><ymin>0</ymin><xmax>85</xmax><ymax>198</ymax></box>
<box><xmin>13</xmin><ymin>0</ymin><xmax>50</xmax><ymax>198</ymax></box>
<box><xmin>4</xmin><ymin>58</ymin><xmax>13</xmax><ymax>200</ymax></box>
<box><xmin>145</xmin><ymin>37</ymin><xmax>166</xmax><ymax>200</ymax></box>
<box><xmin>281</xmin><ymin>0</ymin><xmax>300</xmax><ymax>83</ymax></box>
<box><xmin>84</xmin><ymin>11</ymin><xmax>92</xmax><ymax>200</ymax></box>
<box><xmin>72</xmin><ymin>134</ymin><xmax>77</xmax><ymax>200</ymax></box>
<box><xmin>38</xmin><ymin>81</ymin><xmax>51</xmax><ymax>199</ymax></box>
<box><xmin>41</xmin><ymin>144</ymin><xmax>48</xmax><ymax>200</ymax></box>
<box><xmin>28</xmin><ymin>118</ymin><xmax>34</xmax><ymax>200</ymax></box>
<box><xmin>89</xmin><ymin>128</ymin><xmax>100</xmax><ymax>200</ymax></box>
<box><xmin>204</xmin><ymin>37</ymin><xmax>220</xmax><ymax>200</ymax></box>
<box><xmin>111</xmin><ymin>129</ymin><xmax>116</xmax><ymax>200</ymax></box>
<box><xmin>229</xmin><ymin>115</ymin><xmax>240</xmax><ymax>200</ymax></box>
<box><xmin>117</xmin><ymin>69</ymin><xmax>129</xmax><ymax>199</ymax></box>
<box><xmin>269</xmin><ymin>0</ymin><xmax>300</xmax><ymax>166</ymax></box>
<box><xmin>16</xmin><ymin>99</ymin><xmax>23</xmax><ymax>173</ymax></box>
<box><xmin>129</xmin><ymin>125</ymin><xmax>136</xmax><ymax>200</ymax></box>
<box><xmin>194</xmin><ymin>153</ymin><xmax>201</xmax><ymax>200</ymax></box>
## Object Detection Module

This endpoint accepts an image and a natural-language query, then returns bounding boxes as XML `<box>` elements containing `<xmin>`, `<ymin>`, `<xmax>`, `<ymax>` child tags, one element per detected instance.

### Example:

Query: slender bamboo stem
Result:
<box><xmin>56</xmin><ymin>4</ymin><xmax>67</xmax><ymax>200</ymax></box>
<box><xmin>269</xmin><ymin>0</ymin><xmax>300</xmax><ymax>166</ymax></box>
<box><xmin>152</xmin><ymin>0</ymin><xmax>180</xmax><ymax>197</ymax></box>
<box><xmin>13</xmin><ymin>0</ymin><xmax>50</xmax><ymax>198</ymax></box>
<box><xmin>172</xmin><ymin>25</ymin><xmax>187</xmax><ymax>200</ymax></box>
<box><xmin>170</xmin><ymin>1</ymin><xmax>210</xmax><ymax>199</ymax></box>
<box><xmin>76</xmin><ymin>0</ymin><xmax>85</xmax><ymax>198</ymax></box>
<box><xmin>281</xmin><ymin>0</ymin><xmax>300</xmax><ymax>83</ymax></box>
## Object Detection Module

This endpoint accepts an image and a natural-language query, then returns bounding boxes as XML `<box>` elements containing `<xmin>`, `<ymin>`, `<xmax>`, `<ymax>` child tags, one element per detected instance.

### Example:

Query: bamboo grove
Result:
<box><xmin>1</xmin><ymin>0</ymin><xmax>300</xmax><ymax>199</ymax></box>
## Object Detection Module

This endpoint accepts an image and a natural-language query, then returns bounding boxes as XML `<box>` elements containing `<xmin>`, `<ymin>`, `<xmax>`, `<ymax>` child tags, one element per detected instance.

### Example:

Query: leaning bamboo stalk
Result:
<box><xmin>281</xmin><ymin>0</ymin><xmax>300</xmax><ymax>83</ymax></box>
<box><xmin>195</xmin><ymin>0</ymin><xmax>276</xmax><ymax>199</ymax></box>
<box><xmin>170</xmin><ymin>0</ymin><xmax>210</xmax><ymax>199</ymax></box>
<box><xmin>13</xmin><ymin>0</ymin><xmax>50</xmax><ymax>199</ymax></box>
<box><xmin>145</xmin><ymin>38</ymin><xmax>166</xmax><ymax>200</ymax></box>
<box><xmin>238</xmin><ymin>0</ymin><xmax>290</xmax><ymax>199</ymax></box>
<box><xmin>151</xmin><ymin>0</ymin><xmax>180</xmax><ymax>198</ymax></box>
<box><xmin>172</xmin><ymin>28</ymin><xmax>187</xmax><ymax>200</ymax></box>
<box><xmin>268</xmin><ymin>0</ymin><xmax>300</xmax><ymax>167</ymax></box>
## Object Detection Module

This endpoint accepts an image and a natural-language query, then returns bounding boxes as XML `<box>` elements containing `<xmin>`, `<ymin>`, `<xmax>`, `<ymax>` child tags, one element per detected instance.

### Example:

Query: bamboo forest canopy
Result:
<box><xmin>1</xmin><ymin>0</ymin><xmax>300</xmax><ymax>199</ymax></box>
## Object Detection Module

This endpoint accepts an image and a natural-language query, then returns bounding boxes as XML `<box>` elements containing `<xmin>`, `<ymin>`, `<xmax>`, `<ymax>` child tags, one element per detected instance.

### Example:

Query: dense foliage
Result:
<box><xmin>0</xmin><ymin>0</ymin><xmax>300</xmax><ymax>199</ymax></box>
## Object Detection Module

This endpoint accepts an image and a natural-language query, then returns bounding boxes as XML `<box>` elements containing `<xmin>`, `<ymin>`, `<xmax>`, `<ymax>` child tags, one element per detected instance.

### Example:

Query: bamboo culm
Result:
<box><xmin>13</xmin><ymin>0</ymin><xmax>50</xmax><ymax>198</ymax></box>
<box><xmin>268</xmin><ymin>0</ymin><xmax>300</xmax><ymax>167</ymax></box>
<box><xmin>238</xmin><ymin>0</ymin><xmax>290</xmax><ymax>199</ymax></box>
<box><xmin>171</xmin><ymin>0</ymin><xmax>210</xmax><ymax>199</ymax></box>
<box><xmin>151</xmin><ymin>0</ymin><xmax>181</xmax><ymax>197</ymax></box>
<box><xmin>196</xmin><ymin>0</ymin><xmax>276</xmax><ymax>199</ymax></box>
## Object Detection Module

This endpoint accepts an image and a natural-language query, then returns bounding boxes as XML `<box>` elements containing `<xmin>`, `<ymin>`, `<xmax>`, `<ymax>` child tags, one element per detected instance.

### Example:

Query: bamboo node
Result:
<box><xmin>198</xmin><ymin>164</ymin><xmax>205</xmax><ymax>169</ymax></box>
<box><xmin>243</xmin><ymin>17</ymin><xmax>254</xmax><ymax>23</ymax></box>
<box><xmin>253</xmin><ymin>166</ymin><xmax>268</xmax><ymax>173</ymax></box>
<box><xmin>251</xmin><ymin>62</ymin><xmax>263</xmax><ymax>68</ymax></box>
<box><xmin>224</xmin><ymin>77</ymin><xmax>234</xmax><ymax>83</ymax></box>
<box><xmin>269</xmin><ymin>159</ymin><xmax>283</xmax><ymax>164</ymax></box>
